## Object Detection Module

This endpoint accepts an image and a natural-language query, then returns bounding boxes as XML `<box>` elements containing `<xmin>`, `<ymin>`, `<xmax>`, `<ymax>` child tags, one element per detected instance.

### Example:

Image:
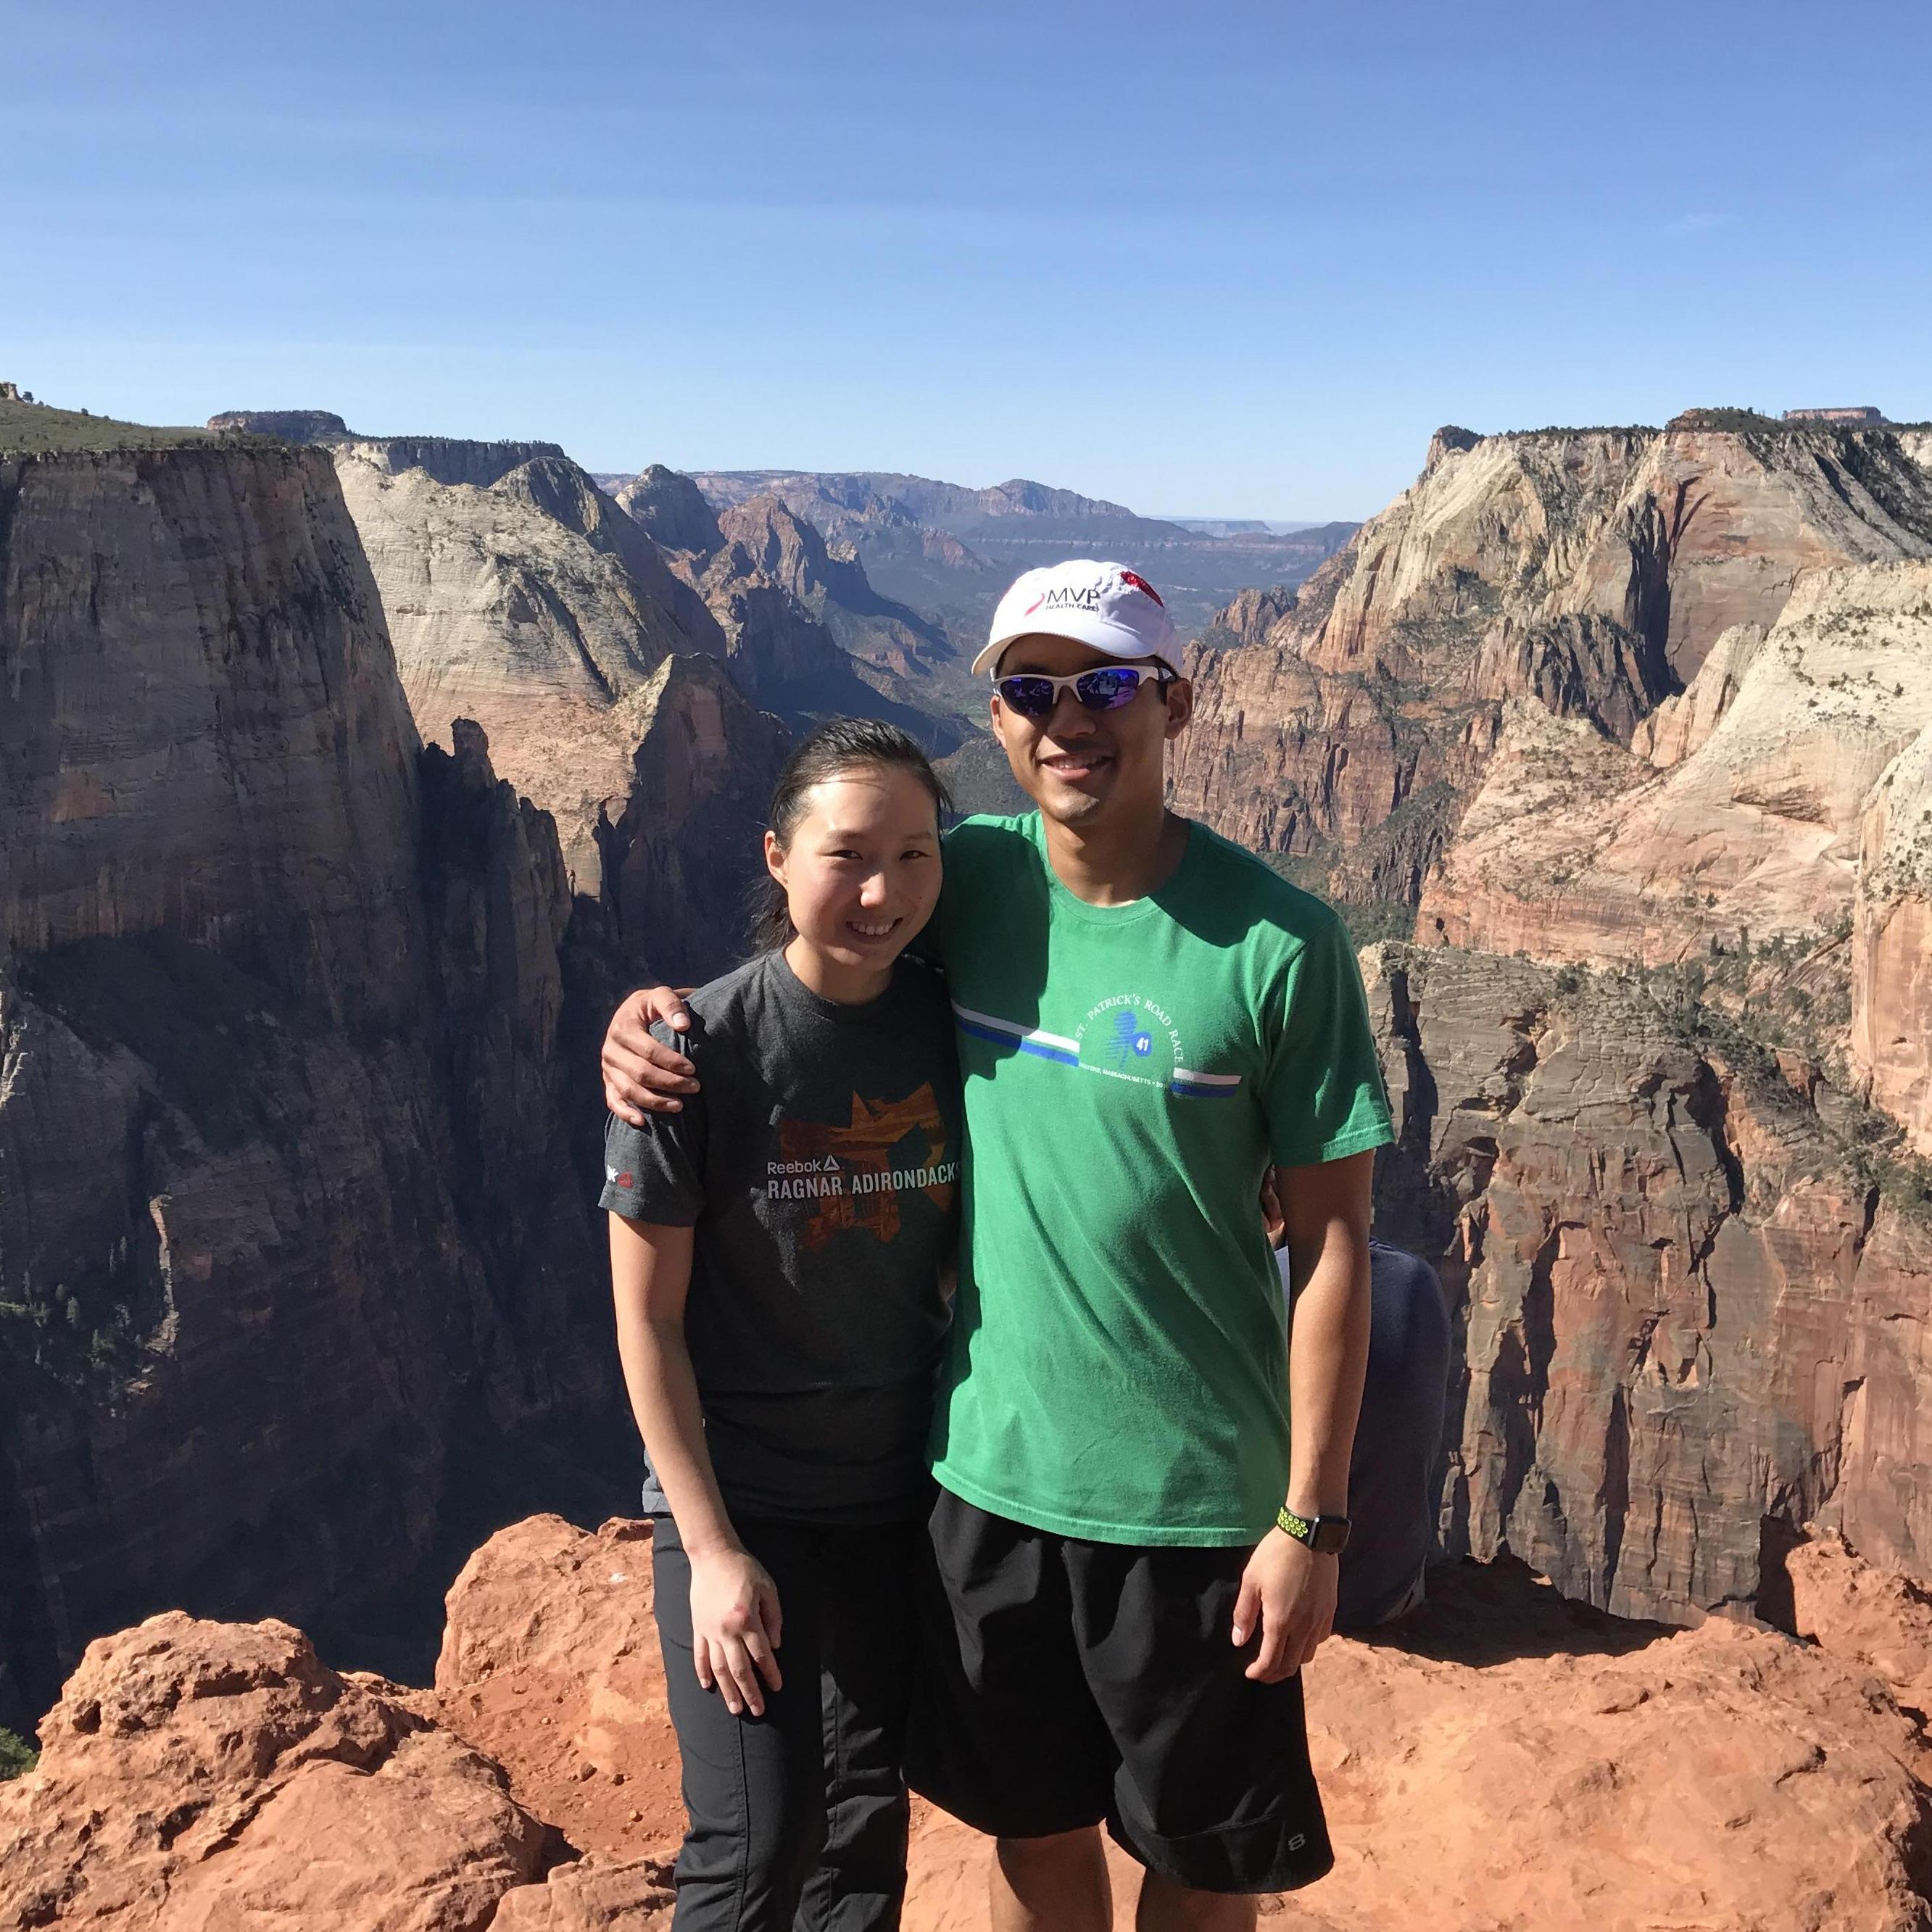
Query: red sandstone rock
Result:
<box><xmin>441</xmin><ymin>1520</ymin><xmax>1932</xmax><ymax>1931</ymax></box>
<box><xmin>10</xmin><ymin>1523</ymin><xmax>1931</xmax><ymax>1931</ymax></box>
<box><xmin>0</xmin><ymin>1613</ymin><xmax>552</xmax><ymax>1931</ymax></box>
<box><xmin>434</xmin><ymin>1514</ymin><xmax>682</xmax><ymax>1865</ymax></box>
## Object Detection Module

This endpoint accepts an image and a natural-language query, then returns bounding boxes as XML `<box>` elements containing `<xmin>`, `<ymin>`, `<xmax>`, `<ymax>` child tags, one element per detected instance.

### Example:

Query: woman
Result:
<box><xmin>602</xmin><ymin>717</ymin><xmax>960</xmax><ymax>1932</ymax></box>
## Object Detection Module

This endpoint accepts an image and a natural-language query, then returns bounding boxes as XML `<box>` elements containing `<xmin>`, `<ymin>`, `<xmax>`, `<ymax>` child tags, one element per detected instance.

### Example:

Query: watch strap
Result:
<box><xmin>1276</xmin><ymin>1504</ymin><xmax>1350</xmax><ymax>1554</ymax></box>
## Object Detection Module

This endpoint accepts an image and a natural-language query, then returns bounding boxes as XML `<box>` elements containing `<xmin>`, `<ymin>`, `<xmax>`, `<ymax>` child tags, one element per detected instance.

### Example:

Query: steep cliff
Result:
<box><xmin>1170</xmin><ymin>420</ymin><xmax>1932</xmax><ymax>912</ymax></box>
<box><xmin>1854</xmin><ymin>718</ymin><xmax>1932</xmax><ymax>1158</ymax></box>
<box><xmin>330</xmin><ymin>442</ymin><xmax>726</xmax><ymax>895</ymax></box>
<box><xmin>589</xmin><ymin>655</ymin><xmax>791</xmax><ymax>984</ymax></box>
<box><xmin>0</xmin><ymin>441</ymin><xmax>616</xmax><ymax>1728</ymax></box>
<box><xmin>1369</xmin><ymin>942</ymin><xmax>1932</xmax><ymax>1622</ymax></box>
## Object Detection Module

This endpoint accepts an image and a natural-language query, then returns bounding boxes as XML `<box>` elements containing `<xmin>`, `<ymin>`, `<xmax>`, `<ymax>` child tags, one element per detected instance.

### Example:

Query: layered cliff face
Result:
<box><xmin>331</xmin><ymin>442</ymin><xmax>726</xmax><ymax>895</ymax></box>
<box><xmin>1420</xmin><ymin>561</ymin><xmax>1932</xmax><ymax>968</ymax></box>
<box><xmin>1369</xmin><ymin>942</ymin><xmax>1932</xmax><ymax>1622</ymax></box>
<box><xmin>1170</xmin><ymin>420</ymin><xmax>1932</xmax><ymax>903</ymax></box>
<box><xmin>0</xmin><ymin>443</ymin><xmax>615</xmax><ymax>1728</ymax></box>
<box><xmin>1854</xmin><ymin>721</ymin><xmax>1932</xmax><ymax>1157</ymax></box>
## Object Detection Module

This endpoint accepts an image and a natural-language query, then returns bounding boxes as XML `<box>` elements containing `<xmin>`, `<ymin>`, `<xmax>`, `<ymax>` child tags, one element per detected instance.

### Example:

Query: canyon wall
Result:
<box><xmin>1369</xmin><ymin>942</ymin><xmax>1932</xmax><ymax>1621</ymax></box>
<box><xmin>1419</xmin><ymin>560</ymin><xmax>1932</xmax><ymax>966</ymax></box>
<box><xmin>0</xmin><ymin>443</ymin><xmax>615</xmax><ymax>1728</ymax></box>
<box><xmin>1170</xmin><ymin>420</ymin><xmax>1932</xmax><ymax>903</ymax></box>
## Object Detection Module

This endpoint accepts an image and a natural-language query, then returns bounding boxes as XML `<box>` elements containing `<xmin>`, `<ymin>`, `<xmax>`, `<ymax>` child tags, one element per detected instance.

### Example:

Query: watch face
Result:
<box><xmin>1311</xmin><ymin>1517</ymin><xmax>1351</xmax><ymax>1556</ymax></box>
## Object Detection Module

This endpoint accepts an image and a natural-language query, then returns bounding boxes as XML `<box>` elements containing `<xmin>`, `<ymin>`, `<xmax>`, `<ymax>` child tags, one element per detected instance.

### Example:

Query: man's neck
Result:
<box><xmin>1039</xmin><ymin>799</ymin><xmax>1192</xmax><ymax>905</ymax></box>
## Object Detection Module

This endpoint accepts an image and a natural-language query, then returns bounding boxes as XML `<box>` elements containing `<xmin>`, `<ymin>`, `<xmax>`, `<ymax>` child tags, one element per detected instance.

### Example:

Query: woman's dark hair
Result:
<box><xmin>749</xmin><ymin>717</ymin><xmax>952</xmax><ymax>953</ymax></box>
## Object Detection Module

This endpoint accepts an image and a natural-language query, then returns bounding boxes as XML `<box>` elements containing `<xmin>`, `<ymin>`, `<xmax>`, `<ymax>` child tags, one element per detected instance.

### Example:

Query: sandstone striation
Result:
<box><xmin>1854</xmin><ymin>713</ymin><xmax>1932</xmax><ymax>1157</ymax></box>
<box><xmin>1419</xmin><ymin>560</ymin><xmax>1932</xmax><ymax>968</ymax></box>
<box><xmin>0</xmin><ymin>441</ymin><xmax>617</xmax><ymax>1729</ymax></box>
<box><xmin>1170</xmin><ymin>420</ymin><xmax>1932</xmax><ymax>909</ymax></box>
<box><xmin>1367</xmin><ymin>941</ymin><xmax>1932</xmax><ymax>1620</ymax></box>
<box><xmin>331</xmin><ymin>442</ymin><xmax>725</xmax><ymax>895</ymax></box>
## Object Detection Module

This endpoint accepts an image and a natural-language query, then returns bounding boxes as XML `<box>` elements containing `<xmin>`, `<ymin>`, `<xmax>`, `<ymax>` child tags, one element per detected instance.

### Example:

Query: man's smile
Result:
<box><xmin>1039</xmin><ymin>747</ymin><xmax>1115</xmax><ymax>779</ymax></box>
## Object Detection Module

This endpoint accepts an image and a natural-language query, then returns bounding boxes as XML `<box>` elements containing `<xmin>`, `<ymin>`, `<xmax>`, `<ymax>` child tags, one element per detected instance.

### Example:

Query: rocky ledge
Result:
<box><xmin>3</xmin><ymin>1515</ymin><xmax>1928</xmax><ymax>1931</ymax></box>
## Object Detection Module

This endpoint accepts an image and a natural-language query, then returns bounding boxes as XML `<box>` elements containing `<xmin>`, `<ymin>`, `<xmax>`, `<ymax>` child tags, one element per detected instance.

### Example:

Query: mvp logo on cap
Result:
<box><xmin>974</xmin><ymin>560</ymin><xmax>1179</xmax><ymax>678</ymax></box>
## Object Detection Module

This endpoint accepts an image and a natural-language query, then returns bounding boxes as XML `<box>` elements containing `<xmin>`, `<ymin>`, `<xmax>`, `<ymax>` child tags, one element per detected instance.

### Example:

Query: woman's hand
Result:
<box><xmin>602</xmin><ymin>987</ymin><xmax>699</xmax><ymax>1123</ymax></box>
<box><xmin>688</xmin><ymin>1546</ymin><xmax>784</xmax><ymax>1717</ymax></box>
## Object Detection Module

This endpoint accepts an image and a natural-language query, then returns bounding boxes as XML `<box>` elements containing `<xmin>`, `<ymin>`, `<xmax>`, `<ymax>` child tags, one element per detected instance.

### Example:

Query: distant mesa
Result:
<box><xmin>1784</xmin><ymin>405</ymin><xmax>1889</xmax><ymax>426</ymax></box>
<box><xmin>1668</xmin><ymin>403</ymin><xmax>1902</xmax><ymax>433</ymax></box>
<box><xmin>207</xmin><ymin>408</ymin><xmax>352</xmax><ymax>442</ymax></box>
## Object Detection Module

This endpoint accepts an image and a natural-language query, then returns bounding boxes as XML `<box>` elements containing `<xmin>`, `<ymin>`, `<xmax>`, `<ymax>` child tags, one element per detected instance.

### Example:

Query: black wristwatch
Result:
<box><xmin>1275</xmin><ymin>1504</ymin><xmax>1351</xmax><ymax>1556</ymax></box>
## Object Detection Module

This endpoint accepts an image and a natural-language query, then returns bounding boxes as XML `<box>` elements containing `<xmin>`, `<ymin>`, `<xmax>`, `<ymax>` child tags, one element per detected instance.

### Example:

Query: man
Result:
<box><xmin>605</xmin><ymin>560</ymin><xmax>1393</xmax><ymax>1931</ymax></box>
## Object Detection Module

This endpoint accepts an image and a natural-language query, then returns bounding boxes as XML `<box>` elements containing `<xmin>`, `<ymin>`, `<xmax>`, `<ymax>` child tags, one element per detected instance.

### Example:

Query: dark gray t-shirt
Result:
<box><xmin>602</xmin><ymin>948</ymin><xmax>961</xmax><ymax>1524</ymax></box>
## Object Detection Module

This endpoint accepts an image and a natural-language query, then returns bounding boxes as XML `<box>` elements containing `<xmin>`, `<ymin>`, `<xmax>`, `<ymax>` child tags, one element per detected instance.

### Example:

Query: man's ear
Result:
<box><xmin>1163</xmin><ymin>678</ymin><xmax>1194</xmax><ymax>741</ymax></box>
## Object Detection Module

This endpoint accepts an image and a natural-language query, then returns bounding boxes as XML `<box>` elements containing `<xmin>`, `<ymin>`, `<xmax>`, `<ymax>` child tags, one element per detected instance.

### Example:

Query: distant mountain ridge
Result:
<box><xmin>684</xmin><ymin>467</ymin><xmax>1358</xmax><ymax>643</ymax></box>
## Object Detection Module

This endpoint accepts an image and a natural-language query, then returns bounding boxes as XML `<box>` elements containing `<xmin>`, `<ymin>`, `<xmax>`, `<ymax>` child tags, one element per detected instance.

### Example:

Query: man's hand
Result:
<box><xmin>602</xmin><ymin>987</ymin><xmax>699</xmax><ymax>1123</ymax></box>
<box><xmin>1231</xmin><ymin>1527</ymin><xmax>1337</xmax><ymax>1681</ymax></box>
<box><xmin>688</xmin><ymin>1546</ymin><xmax>784</xmax><ymax>1717</ymax></box>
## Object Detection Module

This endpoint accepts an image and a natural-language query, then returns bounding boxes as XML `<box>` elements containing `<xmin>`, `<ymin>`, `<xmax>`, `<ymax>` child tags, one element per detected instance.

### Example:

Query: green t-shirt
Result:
<box><xmin>928</xmin><ymin>812</ymin><xmax>1393</xmax><ymax>1546</ymax></box>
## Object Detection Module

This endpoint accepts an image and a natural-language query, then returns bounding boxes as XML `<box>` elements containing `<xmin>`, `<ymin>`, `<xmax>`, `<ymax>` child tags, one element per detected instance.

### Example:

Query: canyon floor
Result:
<box><xmin>4</xmin><ymin>1515</ymin><xmax>1929</xmax><ymax>1932</ymax></box>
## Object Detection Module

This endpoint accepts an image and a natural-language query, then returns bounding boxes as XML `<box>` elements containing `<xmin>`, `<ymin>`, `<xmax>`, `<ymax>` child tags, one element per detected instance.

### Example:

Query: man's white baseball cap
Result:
<box><xmin>972</xmin><ymin>560</ymin><xmax>1179</xmax><ymax>679</ymax></box>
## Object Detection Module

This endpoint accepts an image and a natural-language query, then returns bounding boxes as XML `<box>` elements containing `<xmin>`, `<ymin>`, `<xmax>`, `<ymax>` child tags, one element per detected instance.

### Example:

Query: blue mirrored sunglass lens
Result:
<box><xmin>1075</xmin><ymin>668</ymin><xmax>1141</xmax><ymax>707</ymax></box>
<box><xmin>1000</xmin><ymin>677</ymin><xmax>1056</xmax><ymax>715</ymax></box>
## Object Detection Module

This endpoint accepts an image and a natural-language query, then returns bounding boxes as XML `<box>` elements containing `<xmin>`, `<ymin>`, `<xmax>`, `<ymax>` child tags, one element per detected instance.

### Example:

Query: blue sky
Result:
<box><xmin>5</xmin><ymin>1</ymin><xmax>1928</xmax><ymax>517</ymax></box>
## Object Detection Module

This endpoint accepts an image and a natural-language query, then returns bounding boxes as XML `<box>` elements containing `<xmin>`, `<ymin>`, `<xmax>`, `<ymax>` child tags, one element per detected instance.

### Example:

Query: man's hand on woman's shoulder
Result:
<box><xmin>602</xmin><ymin>986</ymin><xmax>700</xmax><ymax>1124</ymax></box>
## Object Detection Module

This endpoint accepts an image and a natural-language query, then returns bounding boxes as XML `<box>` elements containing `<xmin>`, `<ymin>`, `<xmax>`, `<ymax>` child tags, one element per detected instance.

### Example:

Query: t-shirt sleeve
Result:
<box><xmin>598</xmin><ymin>1021</ymin><xmax>707</xmax><ymax>1224</ymax></box>
<box><xmin>903</xmin><ymin>826</ymin><xmax>963</xmax><ymax>969</ymax></box>
<box><xmin>1261</xmin><ymin>911</ymin><xmax>1395</xmax><ymax>1169</ymax></box>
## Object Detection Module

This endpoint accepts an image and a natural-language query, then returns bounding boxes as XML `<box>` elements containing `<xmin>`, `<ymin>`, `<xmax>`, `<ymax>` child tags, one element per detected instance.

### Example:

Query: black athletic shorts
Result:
<box><xmin>905</xmin><ymin>1488</ymin><xmax>1333</xmax><ymax>1895</ymax></box>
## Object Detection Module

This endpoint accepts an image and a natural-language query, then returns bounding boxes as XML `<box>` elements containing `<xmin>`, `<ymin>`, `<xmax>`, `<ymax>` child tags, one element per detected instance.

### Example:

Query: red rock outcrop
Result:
<box><xmin>0</xmin><ymin>1613</ymin><xmax>557</xmax><ymax>1931</ymax></box>
<box><xmin>434</xmin><ymin>1514</ymin><xmax>681</xmax><ymax>1865</ymax></box>
<box><xmin>9</xmin><ymin>1519</ymin><xmax>1931</xmax><ymax>1931</ymax></box>
<box><xmin>429</xmin><ymin>1517</ymin><xmax>1932</xmax><ymax>1929</ymax></box>
<box><xmin>0</xmin><ymin>442</ymin><xmax>615</xmax><ymax>1731</ymax></box>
